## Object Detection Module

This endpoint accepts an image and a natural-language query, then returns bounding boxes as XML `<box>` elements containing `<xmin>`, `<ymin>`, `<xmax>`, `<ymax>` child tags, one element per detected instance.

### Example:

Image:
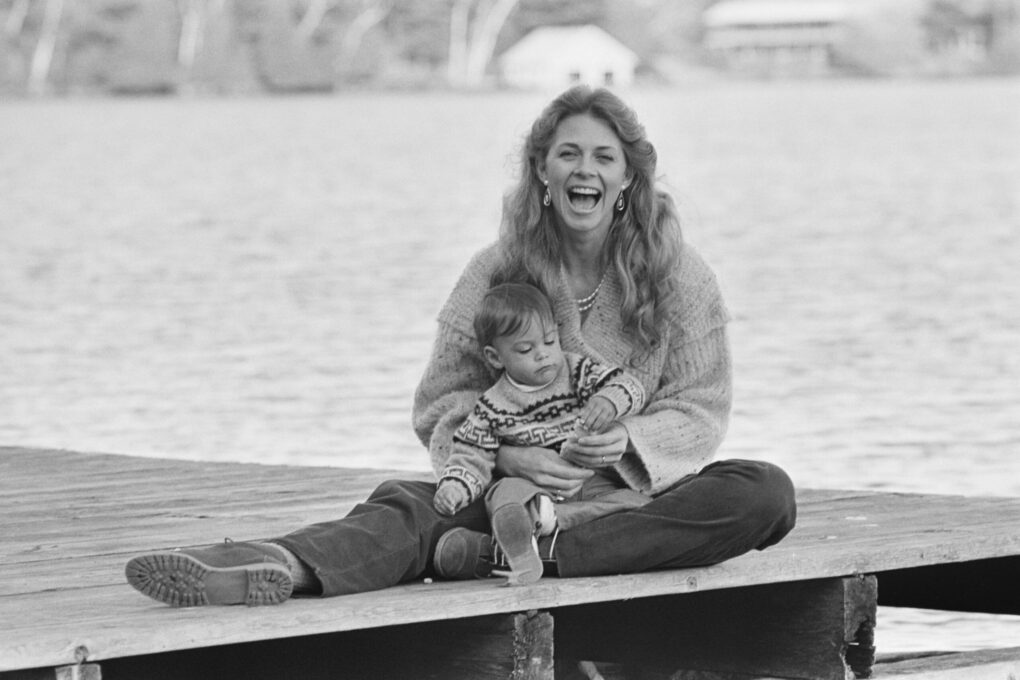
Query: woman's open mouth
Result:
<box><xmin>567</xmin><ymin>186</ymin><xmax>602</xmax><ymax>212</ymax></box>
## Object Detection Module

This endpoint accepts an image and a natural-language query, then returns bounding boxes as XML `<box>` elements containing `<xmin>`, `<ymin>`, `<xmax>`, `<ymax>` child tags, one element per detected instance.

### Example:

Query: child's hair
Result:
<box><xmin>474</xmin><ymin>283</ymin><xmax>556</xmax><ymax>350</ymax></box>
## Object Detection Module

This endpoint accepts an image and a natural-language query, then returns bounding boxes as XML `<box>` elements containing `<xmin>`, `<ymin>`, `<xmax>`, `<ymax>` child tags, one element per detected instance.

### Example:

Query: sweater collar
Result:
<box><xmin>552</xmin><ymin>264</ymin><xmax>622</xmax><ymax>364</ymax></box>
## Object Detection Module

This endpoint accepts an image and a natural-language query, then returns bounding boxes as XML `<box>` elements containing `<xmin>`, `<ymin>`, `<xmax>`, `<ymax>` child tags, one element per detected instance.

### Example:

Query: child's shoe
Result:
<box><xmin>490</xmin><ymin>503</ymin><xmax>543</xmax><ymax>585</ymax></box>
<box><xmin>529</xmin><ymin>493</ymin><xmax>558</xmax><ymax>536</ymax></box>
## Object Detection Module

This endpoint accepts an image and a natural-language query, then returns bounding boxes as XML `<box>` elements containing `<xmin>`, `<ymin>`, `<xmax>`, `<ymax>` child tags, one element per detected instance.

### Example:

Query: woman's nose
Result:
<box><xmin>574</xmin><ymin>155</ymin><xmax>595</xmax><ymax>176</ymax></box>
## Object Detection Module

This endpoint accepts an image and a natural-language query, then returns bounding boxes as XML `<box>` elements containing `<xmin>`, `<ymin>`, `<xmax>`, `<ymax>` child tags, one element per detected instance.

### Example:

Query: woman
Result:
<box><xmin>125</xmin><ymin>86</ymin><xmax>796</xmax><ymax>606</ymax></box>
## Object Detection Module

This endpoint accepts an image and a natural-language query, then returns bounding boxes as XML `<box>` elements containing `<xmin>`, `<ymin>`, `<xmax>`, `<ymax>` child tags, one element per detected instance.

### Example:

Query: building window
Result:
<box><xmin>569</xmin><ymin>71</ymin><xmax>581</xmax><ymax>83</ymax></box>
<box><xmin>604</xmin><ymin>71</ymin><xmax>615</xmax><ymax>86</ymax></box>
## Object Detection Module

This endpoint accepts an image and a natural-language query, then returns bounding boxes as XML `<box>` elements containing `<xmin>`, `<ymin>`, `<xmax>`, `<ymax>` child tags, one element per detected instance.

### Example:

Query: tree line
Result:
<box><xmin>1</xmin><ymin>0</ymin><xmax>1018</xmax><ymax>96</ymax></box>
<box><xmin>0</xmin><ymin>0</ymin><xmax>674</xmax><ymax>94</ymax></box>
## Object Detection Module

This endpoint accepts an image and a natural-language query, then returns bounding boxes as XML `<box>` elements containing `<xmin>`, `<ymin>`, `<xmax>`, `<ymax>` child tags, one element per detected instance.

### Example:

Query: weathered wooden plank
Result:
<box><xmin>2</xmin><ymin>448</ymin><xmax>1020</xmax><ymax>674</ymax></box>
<box><xmin>0</xmin><ymin>572</ymin><xmax>871</xmax><ymax>673</ymax></box>
<box><xmin>0</xmin><ymin>448</ymin><xmax>407</xmax><ymax>510</ymax></box>
<box><xmin>3</xmin><ymin>477</ymin><xmax>1015</xmax><ymax>570</ymax></box>
<box><xmin>872</xmin><ymin>647</ymin><xmax>1020</xmax><ymax>679</ymax></box>
<box><xmin>555</xmin><ymin>576</ymin><xmax>877</xmax><ymax>680</ymax></box>
<box><xmin>0</xmin><ymin>451</ymin><xmax>429</xmax><ymax>572</ymax></box>
<box><xmin>10</xmin><ymin>528</ymin><xmax>1005</xmax><ymax>601</ymax></box>
<box><xmin>3</xmin><ymin>613</ymin><xmax>553</xmax><ymax>680</ymax></box>
<box><xmin>8</xmin><ymin>486</ymin><xmax>1014</xmax><ymax>561</ymax></box>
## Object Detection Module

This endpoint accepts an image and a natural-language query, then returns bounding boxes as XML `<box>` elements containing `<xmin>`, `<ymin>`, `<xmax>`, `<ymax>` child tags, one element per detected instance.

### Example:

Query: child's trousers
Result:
<box><xmin>485</xmin><ymin>473</ymin><xmax>652</xmax><ymax>532</ymax></box>
<box><xmin>274</xmin><ymin>459</ymin><xmax>797</xmax><ymax>597</ymax></box>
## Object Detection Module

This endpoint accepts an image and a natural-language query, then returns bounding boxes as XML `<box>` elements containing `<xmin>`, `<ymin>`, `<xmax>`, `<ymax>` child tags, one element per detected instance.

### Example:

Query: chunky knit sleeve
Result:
<box><xmin>615</xmin><ymin>247</ymin><xmax>733</xmax><ymax>495</ymax></box>
<box><xmin>439</xmin><ymin>403</ymin><xmax>500</xmax><ymax>503</ymax></box>
<box><xmin>412</xmin><ymin>245</ymin><xmax>501</xmax><ymax>476</ymax></box>
<box><xmin>573</xmin><ymin>355</ymin><xmax>645</xmax><ymax>420</ymax></box>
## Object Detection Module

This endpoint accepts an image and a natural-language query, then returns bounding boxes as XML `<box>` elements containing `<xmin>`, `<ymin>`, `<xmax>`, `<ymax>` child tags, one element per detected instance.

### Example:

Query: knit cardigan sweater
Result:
<box><xmin>412</xmin><ymin>242</ymin><xmax>732</xmax><ymax>496</ymax></box>
<box><xmin>440</xmin><ymin>352</ymin><xmax>646</xmax><ymax>503</ymax></box>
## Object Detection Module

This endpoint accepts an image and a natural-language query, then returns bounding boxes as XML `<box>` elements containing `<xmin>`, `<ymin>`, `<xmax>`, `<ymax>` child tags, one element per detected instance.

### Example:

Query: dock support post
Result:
<box><xmin>54</xmin><ymin>665</ymin><xmax>101</xmax><ymax>680</ymax></box>
<box><xmin>0</xmin><ymin>664</ymin><xmax>101</xmax><ymax>680</ymax></box>
<box><xmin>554</xmin><ymin>575</ymin><xmax>878</xmax><ymax>680</ymax></box>
<box><xmin>430</xmin><ymin>609</ymin><xmax>554</xmax><ymax>680</ymax></box>
<box><xmin>353</xmin><ymin>609</ymin><xmax>555</xmax><ymax>680</ymax></box>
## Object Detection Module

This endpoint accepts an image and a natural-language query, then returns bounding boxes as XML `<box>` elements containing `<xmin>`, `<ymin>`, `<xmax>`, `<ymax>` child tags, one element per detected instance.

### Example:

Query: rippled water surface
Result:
<box><xmin>2</xmin><ymin>79</ymin><xmax>1019</xmax><ymax>652</ymax></box>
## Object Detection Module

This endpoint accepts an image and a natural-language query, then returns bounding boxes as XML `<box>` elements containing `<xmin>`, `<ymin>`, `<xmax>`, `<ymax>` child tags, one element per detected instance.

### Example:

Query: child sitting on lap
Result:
<box><xmin>433</xmin><ymin>283</ymin><xmax>649</xmax><ymax>585</ymax></box>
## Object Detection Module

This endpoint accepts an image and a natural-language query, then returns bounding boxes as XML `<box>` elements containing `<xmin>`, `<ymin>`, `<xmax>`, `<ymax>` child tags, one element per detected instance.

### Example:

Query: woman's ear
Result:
<box><xmin>482</xmin><ymin>346</ymin><xmax>504</xmax><ymax>371</ymax></box>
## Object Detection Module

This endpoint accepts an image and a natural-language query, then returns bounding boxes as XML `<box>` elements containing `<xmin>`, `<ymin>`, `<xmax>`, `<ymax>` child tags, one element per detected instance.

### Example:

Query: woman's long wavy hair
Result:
<box><xmin>494</xmin><ymin>86</ymin><xmax>684</xmax><ymax>362</ymax></box>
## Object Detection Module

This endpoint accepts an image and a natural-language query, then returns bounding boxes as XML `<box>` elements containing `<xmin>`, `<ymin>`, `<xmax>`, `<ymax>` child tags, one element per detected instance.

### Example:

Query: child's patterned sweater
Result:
<box><xmin>439</xmin><ymin>352</ymin><xmax>645</xmax><ymax>503</ymax></box>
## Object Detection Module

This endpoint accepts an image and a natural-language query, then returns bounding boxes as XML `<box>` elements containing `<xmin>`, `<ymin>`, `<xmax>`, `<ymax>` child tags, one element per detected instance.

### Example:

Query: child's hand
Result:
<box><xmin>433</xmin><ymin>480</ymin><xmax>471</xmax><ymax>516</ymax></box>
<box><xmin>577</xmin><ymin>395</ymin><xmax>618</xmax><ymax>434</ymax></box>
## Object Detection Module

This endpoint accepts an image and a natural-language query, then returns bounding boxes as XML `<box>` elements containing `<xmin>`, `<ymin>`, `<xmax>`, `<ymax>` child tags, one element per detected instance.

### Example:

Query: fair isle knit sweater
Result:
<box><xmin>412</xmin><ymin>242</ymin><xmax>732</xmax><ymax>496</ymax></box>
<box><xmin>440</xmin><ymin>352</ymin><xmax>646</xmax><ymax>503</ymax></box>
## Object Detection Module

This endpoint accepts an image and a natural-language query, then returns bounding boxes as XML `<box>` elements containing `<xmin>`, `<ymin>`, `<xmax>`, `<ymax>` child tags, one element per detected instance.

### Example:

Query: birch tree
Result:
<box><xmin>3</xmin><ymin>0</ymin><xmax>30</xmax><ymax>39</ymax></box>
<box><xmin>177</xmin><ymin>0</ymin><xmax>205</xmax><ymax>75</ymax></box>
<box><xmin>447</xmin><ymin>0</ymin><xmax>519</xmax><ymax>87</ymax></box>
<box><xmin>175</xmin><ymin>0</ymin><xmax>231</xmax><ymax>90</ymax></box>
<box><xmin>294</xmin><ymin>0</ymin><xmax>390</xmax><ymax>57</ymax></box>
<box><xmin>27</xmin><ymin>0</ymin><xmax>64</xmax><ymax>95</ymax></box>
<box><xmin>336</xmin><ymin>0</ymin><xmax>390</xmax><ymax>67</ymax></box>
<box><xmin>296</xmin><ymin>0</ymin><xmax>333</xmax><ymax>42</ymax></box>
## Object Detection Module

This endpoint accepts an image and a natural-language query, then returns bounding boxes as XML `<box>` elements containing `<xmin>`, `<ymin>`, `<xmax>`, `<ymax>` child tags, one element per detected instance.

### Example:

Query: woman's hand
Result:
<box><xmin>495</xmin><ymin>444</ymin><xmax>594</xmax><ymax>498</ymax></box>
<box><xmin>560</xmin><ymin>422</ymin><xmax>630</xmax><ymax>470</ymax></box>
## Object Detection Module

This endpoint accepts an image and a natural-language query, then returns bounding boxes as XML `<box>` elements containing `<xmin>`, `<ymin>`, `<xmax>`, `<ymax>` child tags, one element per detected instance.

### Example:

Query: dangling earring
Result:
<box><xmin>615</xmin><ymin>191</ymin><xmax>626</xmax><ymax>212</ymax></box>
<box><xmin>542</xmin><ymin>183</ymin><xmax>551</xmax><ymax>207</ymax></box>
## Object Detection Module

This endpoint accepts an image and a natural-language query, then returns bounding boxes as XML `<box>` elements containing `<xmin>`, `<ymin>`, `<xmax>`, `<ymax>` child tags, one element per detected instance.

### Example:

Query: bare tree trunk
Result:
<box><xmin>28</xmin><ymin>0</ymin><xmax>64</xmax><ymax>96</ymax></box>
<box><xmin>4</xmin><ymin>0</ymin><xmax>31</xmax><ymax>39</ymax></box>
<box><xmin>296</xmin><ymin>0</ymin><xmax>334</xmax><ymax>43</ymax></box>
<box><xmin>177</xmin><ymin>0</ymin><xmax>229</xmax><ymax>91</ymax></box>
<box><xmin>447</xmin><ymin>0</ymin><xmax>518</xmax><ymax>87</ymax></box>
<box><xmin>177</xmin><ymin>0</ymin><xmax>205</xmax><ymax>72</ymax></box>
<box><xmin>447</xmin><ymin>0</ymin><xmax>471</xmax><ymax>86</ymax></box>
<box><xmin>337</xmin><ymin>0</ymin><xmax>390</xmax><ymax>66</ymax></box>
<box><xmin>463</xmin><ymin>0</ymin><xmax>517</xmax><ymax>86</ymax></box>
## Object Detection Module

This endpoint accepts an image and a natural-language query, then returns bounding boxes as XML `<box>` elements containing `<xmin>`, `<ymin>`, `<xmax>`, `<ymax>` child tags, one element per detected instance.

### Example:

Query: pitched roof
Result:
<box><xmin>704</xmin><ymin>0</ymin><xmax>853</xmax><ymax>27</ymax></box>
<box><xmin>501</xmin><ymin>25</ymin><xmax>638</xmax><ymax>63</ymax></box>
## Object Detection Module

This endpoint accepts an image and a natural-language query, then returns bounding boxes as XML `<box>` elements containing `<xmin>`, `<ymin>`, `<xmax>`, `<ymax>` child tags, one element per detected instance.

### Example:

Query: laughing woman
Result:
<box><xmin>125</xmin><ymin>86</ymin><xmax>796</xmax><ymax>606</ymax></box>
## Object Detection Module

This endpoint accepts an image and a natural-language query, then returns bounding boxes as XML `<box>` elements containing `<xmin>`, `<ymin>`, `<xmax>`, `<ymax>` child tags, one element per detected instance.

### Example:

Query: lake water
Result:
<box><xmin>2</xmin><ymin>79</ymin><xmax>1019</xmax><ymax>653</ymax></box>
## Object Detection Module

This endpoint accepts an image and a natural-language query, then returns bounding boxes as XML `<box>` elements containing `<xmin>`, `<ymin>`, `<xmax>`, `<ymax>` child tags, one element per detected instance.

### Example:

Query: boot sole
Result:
<box><xmin>491</xmin><ymin>504</ymin><xmax>543</xmax><ymax>585</ymax></box>
<box><xmin>126</xmin><ymin>552</ymin><xmax>293</xmax><ymax>607</ymax></box>
<box><xmin>433</xmin><ymin>529</ymin><xmax>469</xmax><ymax>579</ymax></box>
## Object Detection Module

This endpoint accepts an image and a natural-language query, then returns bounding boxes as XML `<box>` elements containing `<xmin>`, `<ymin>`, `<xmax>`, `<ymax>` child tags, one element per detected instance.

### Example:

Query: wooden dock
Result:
<box><xmin>1</xmin><ymin>446</ymin><xmax>1018</xmax><ymax>680</ymax></box>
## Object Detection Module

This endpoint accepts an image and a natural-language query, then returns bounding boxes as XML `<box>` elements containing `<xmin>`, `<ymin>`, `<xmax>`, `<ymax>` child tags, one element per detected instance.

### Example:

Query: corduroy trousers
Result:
<box><xmin>274</xmin><ymin>459</ymin><xmax>797</xmax><ymax>597</ymax></box>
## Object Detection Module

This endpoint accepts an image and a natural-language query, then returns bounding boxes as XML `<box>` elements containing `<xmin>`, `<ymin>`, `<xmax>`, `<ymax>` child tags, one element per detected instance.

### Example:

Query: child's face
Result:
<box><xmin>484</xmin><ymin>314</ymin><xmax>565</xmax><ymax>387</ymax></box>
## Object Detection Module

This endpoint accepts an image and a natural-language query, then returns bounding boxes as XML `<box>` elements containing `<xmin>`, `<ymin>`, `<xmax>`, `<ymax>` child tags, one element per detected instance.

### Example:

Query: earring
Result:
<box><xmin>542</xmin><ymin>184</ymin><xmax>551</xmax><ymax>207</ymax></box>
<box><xmin>615</xmin><ymin>191</ymin><xmax>626</xmax><ymax>212</ymax></box>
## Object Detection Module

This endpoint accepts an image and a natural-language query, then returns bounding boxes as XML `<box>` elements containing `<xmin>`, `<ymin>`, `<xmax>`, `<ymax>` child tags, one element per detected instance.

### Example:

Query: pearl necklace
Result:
<box><xmin>575</xmin><ymin>271</ymin><xmax>607</xmax><ymax>313</ymax></box>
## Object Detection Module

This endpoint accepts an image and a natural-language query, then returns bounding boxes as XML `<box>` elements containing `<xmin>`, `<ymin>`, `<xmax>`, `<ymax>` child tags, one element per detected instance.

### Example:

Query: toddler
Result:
<box><xmin>433</xmin><ymin>283</ymin><xmax>649</xmax><ymax>584</ymax></box>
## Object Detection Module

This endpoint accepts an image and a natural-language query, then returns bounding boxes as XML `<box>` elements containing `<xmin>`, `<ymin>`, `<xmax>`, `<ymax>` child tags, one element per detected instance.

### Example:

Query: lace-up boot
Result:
<box><xmin>125</xmin><ymin>539</ymin><xmax>293</xmax><ymax>607</ymax></box>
